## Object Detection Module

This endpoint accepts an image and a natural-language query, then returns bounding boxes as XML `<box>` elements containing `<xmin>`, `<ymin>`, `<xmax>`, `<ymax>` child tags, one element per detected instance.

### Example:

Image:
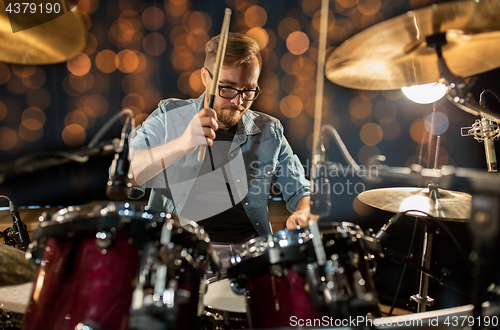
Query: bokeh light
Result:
<box><xmin>280</xmin><ymin>95</ymin><xmax>303</xmax><ymax>118</ymax></box>
<box><xmin>65</xmin><ymin>110</ymin><xmax>91</xmax><ymax>130</ymax></box>
<box><xmin>21</xmin><ymin>67</ymin><xmax>46</xmax><ymax>89</ymax></box>
<box><xmin>278</xmin><ymin>17</ymin><xmax>301</xmax><ymax>40</ymax></box>
<box><xmin>117</xmin><ymin>50</ymin><xmax>140</xmax><ymax>73</ymax></box>
<box><xmin>142</xmin><ymin>6</ymin><xmax>165</xmax><ymax>31</ymax></box>
<box><xmin>164</xmin><ymin>0</ymin><xmax>189</xmax><ymax>17</ymax></box>
<box><xmin>62</xmin><ymin>124</ymin><xmax>86</xmax><ymax>147</ymax></box>
<box><xmin>0</xmin><ymin>127</ymin><xmax>17</xmax><ymax>150</ymax></box>
<box><xmin>360</xmin><ymin>123</ymin><xmax>383</xmax><ymax>146</ymax></box>
<box><xmin>67</xmin><ymin>53</ymin><xmax>92</xmax><ymax>76</ymax></box>
<box><xmin>286</xmin><ymin>32</ymin><xmax>310</xmax><ymax>55</ymax></box>
<box><xmin>424</xmin><ymin>112</ymin><xmax>449</xmax><ymax>135</ymax></box>
<box><xmin>95</xmin><ymin>50</ymin><xmax>118</xmax><ymax>73</ymax></box>
<box><xmin>0</xmin><ymin>102</ymin><xmax>6</xmax><ymax>121</ymax></box>
<box><xmin>187</xmin><ymin>11</ymin><xmax>211</xmax><ymax>34</ymax></box>
<box><xmin>410</xmin><ymin>119</ymin><xmax>430</xmax><ymax>144</ymax></box>
<box><xmin>246</xmin><ymin>27</ymin><xmax>269</xmax><ymax>49</ymax></box>
<box><xmin>244</xmin><ymin>6</ymin><xmax>267</xmax><ymax>28</ymax></box>
<box><xmin>0</xmin><ymin>63</ymin><xmax>11</xmax><ymax>84</ymax></box>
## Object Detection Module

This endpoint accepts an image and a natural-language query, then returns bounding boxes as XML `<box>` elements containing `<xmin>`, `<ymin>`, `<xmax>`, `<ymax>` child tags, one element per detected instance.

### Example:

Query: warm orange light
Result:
<box><xmin>280</xmin><ymin>95</ymin><xmax>303</xmax><ymax>118</ymax></box>
<box><xmin>142</xmin><ymin>6</ymin><xmax>165</xmax><ymax>31</ymax></box>
<box><xmin>0</xmin><ymin>127</ymin><xmax>18</xmax><ymax>150</ymax></box>
<box><xmin>95</xmin><ymin>50</ymin><xmax>118</xmax><ymax>73</ymax></box>
<box><xmin>117</xmin><ymin>50</ymin><xmax>139</xmax><ymax>73</ymax></box>
<box><xmin>62</xmin><ymin>124</ymin><xmax>86</xmax><ymax>147</ymax></box>
<box><xmin>246</xmin><ymin>27</ymin><xmax>269</xmax><ymax>49</ymax></box>
<box><xmin>286</xmin><ymin>31</ymin><xmax>309</xmax><ymax>55</ymax></box>
<box><xmin>360</xmin><ymin>123</ymin><xmax>383</xmax><ymax>146</ymax></box>
<box><xmin>0</xmin><ymin>63</ymin><xmax>10</xmax><ymax>84</ymax></box>
<box><xmin>67</xmin><ymin>53</ymin><xmax>92</xmax><ymax>76</ymax></box>
<box><xmin>410</xmin><ymin>119</ymin><xmax>430</xmax><ymax>144</ymax></box>
<box><xmin>244</xmin><ymin>6</ymin><xmax>267</xmax><ymax>28</ymax></box>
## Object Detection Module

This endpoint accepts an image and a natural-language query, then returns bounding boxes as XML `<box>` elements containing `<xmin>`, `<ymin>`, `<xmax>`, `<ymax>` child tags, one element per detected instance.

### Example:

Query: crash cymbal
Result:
<box><xmin>357</xmin><ymin>187</ymin><xmax>471</xmax><ymax>221</ymax></box>
<box><xmin>325</xmin><ymin>0</ymin><xmax>500</xmax><ymax>90</ymax></box>
<box><xmin>0</xmin><ymin>244</ymin><xmax>36</xmax><ymax>287</ymax></box>
<box><xmin>0</xmin><ymin>0</ymin><xmax>85</xmax><ymax>64</ymax></box>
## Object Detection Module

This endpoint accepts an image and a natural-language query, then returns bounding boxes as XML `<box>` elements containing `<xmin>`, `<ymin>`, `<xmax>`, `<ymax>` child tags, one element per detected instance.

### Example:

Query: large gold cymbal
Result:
<box><xmin>325</xmin><ymin>0</ymin><xmax>500</xmax><ymax>90</ymax></box>
<box><xmin>0</xmin><ymin>1</ymin><xmax>86</xmax><ymax>65</ymax></box>
<box><xmin>357</xmin><ymin>187</ymin><xmax>471</xmax><ymax>221</ymax></box>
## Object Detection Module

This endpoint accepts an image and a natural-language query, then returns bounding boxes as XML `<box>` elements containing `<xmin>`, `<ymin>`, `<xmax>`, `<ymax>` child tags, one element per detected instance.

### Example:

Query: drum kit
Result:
<box><xmin>1</xmin><ymin>0</ymin><xmax>500</xmax><ymax>329</ymax></box>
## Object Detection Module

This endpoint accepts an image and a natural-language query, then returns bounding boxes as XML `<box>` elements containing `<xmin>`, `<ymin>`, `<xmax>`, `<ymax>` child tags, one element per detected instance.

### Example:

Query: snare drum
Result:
<box><xmin>22</xmin><ymin>202</ymin><xmax>217</xmax><ymax>330</ymax></box>
<box><xmin>202</xmin><ymin>278</ymin><xmax>248</xmax><ymax>330</ymax></box>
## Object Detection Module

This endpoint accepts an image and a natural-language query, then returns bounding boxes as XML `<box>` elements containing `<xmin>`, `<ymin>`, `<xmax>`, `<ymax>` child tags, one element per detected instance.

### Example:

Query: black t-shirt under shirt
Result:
<box><xmin>185</xmin><ymin>125</ymin><xmax>258</xmax><ymax>243</ymax></box>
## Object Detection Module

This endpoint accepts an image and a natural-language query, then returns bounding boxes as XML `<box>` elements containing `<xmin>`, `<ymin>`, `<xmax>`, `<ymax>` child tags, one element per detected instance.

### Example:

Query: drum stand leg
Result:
<box><xmin>410</xmin><ymin>222</ymin><xmax>436</xmax><ymax>312</ymax></box>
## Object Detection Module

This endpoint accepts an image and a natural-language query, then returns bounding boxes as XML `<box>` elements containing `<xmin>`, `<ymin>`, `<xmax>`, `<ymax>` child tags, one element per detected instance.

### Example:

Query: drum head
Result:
<box><xmin>204</xmin><ymin>278</ymin><xmax>246</xmax><ymax>313</ymax></box>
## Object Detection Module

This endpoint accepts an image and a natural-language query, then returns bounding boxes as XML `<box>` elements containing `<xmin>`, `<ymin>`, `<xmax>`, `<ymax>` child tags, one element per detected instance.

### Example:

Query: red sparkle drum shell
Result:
<box><xmin>228</xmin><ymin>222</ymin><xmax>381</xmax><ymax>328</ymax></box>
<box><xmin>228</xmin><ymin>228</ymin><xmax>326</xmax><ymax>328</ymax></box>
<box><xmin>22</xmin><ymin>202</ymin><xmax>214</xmax><ymax>330</ymax></box>
<box><xmin>22</xmin><ymin>203</ymin><xmax>163</xmax><ymax>330</ymax></box>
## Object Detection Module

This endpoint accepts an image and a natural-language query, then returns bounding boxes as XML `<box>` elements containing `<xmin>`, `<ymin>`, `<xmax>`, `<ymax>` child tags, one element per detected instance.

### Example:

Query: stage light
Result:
<box><xmin>401</xmin><ymin>82</ymin><xmax>447</xmax><ymax>104</ymax></box>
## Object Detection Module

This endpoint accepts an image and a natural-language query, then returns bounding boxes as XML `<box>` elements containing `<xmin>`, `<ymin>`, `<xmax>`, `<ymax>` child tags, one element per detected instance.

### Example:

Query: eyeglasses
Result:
<box><xmin>205</xmin><ymin>67</ymin><xmax>261</xmax><ymax>101</ymax></box>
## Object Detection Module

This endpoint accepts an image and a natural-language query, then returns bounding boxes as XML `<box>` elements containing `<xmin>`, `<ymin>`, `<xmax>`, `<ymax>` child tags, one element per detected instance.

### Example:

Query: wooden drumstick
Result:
<box><xmin>198</xmin><ymin>8</ymin><xmax>232</xmax><ymax>162</ymax></box>
<box><xmin>312</xmin><ymin>0</ymin><xmax>329</xmax><ymax>158</ymax></box>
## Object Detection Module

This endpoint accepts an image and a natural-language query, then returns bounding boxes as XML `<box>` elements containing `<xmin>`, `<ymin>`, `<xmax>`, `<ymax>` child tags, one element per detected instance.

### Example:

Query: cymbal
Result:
<box><xmin>357</xmin><ymin>187</ymin><xmax>471</xmax><ymax>221</ymax></box>
<box><xmin>325</xmin><ymin>0</ymin><xmax>500</xmax><ymax>90</ymax></box>
<box><xmin>0</xmin><ymin>0</ymin><xmax>86</xmax><ymax>64</ymax></box>
<box><xmin>0</xmin><ymin>244</ymin><xmax>36</xmax><ymax>287</ymax></box>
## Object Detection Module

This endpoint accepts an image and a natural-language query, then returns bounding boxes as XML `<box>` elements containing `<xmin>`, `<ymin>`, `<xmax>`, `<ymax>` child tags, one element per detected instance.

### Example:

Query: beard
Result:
<box><xmin>215</xmin><ymin>105</ymin><xmax>247</xmax><ymax>127</ymax></box>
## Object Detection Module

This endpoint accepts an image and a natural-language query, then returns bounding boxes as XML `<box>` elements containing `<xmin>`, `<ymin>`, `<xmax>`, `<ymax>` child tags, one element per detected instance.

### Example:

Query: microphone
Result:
<box><xmin>375</xmin><ymin>212</ymin><xmax>405</xmax><ymax>244</ymax></box>
<box><xmin>9</xmin><ymin>201</ymin><xmax>31</xmax><ymax>251</ymax></box>
<box><xmin>310</xmin><ymin>136</ymin><xmax>331</xmax><ymax>217</ymax></box>
<box><xmin>479</xmin><ymin>94</ymin><xmax>497</xmax><ymax>172</ymax></box>
<box><xmin>106</xmin><ymin>118</ymin><xmax>133</xmax><ymax>200</ymax></box>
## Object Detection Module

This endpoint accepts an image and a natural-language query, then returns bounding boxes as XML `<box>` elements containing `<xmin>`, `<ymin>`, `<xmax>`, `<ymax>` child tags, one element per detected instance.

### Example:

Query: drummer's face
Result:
<box><xmin>202</xmin><ymin>57</ymin><xmax>261</xmax><ymax>128</ymax></box>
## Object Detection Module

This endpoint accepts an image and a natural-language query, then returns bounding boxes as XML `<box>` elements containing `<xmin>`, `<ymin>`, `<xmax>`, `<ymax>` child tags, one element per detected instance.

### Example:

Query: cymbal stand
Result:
<box><xmin>410</xmin><ymin>184</ymin><xmax>439</xmax><ymax>313</ymax></box>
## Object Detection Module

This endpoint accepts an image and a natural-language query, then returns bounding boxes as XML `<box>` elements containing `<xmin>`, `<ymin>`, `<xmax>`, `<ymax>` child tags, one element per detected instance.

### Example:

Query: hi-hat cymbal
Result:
<box><xmin>357</xmin><ymin>187</ymin><xmax>471</xmax><ymax>221</ymax></box>
<box><xmin>0</xmin><ymin>244</ymin><xmax>36</xmax><ymax>287</ymax></box>
<box><xmin>325</xmin><ymin>0</ymin><xmax>500</xmax><ymax>90</ymax></box>
<box><xmin>0</xmin><ymin>0</ymin><xmax>86</xmax><ymax>64</ymax></box>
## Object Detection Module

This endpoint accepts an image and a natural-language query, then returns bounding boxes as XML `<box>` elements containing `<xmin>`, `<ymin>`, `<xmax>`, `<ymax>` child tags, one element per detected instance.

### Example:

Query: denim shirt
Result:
<box><xmin>131</xmin><ymin>93</ymin><xmax>310</xmax><ymax>237</ymax></box>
